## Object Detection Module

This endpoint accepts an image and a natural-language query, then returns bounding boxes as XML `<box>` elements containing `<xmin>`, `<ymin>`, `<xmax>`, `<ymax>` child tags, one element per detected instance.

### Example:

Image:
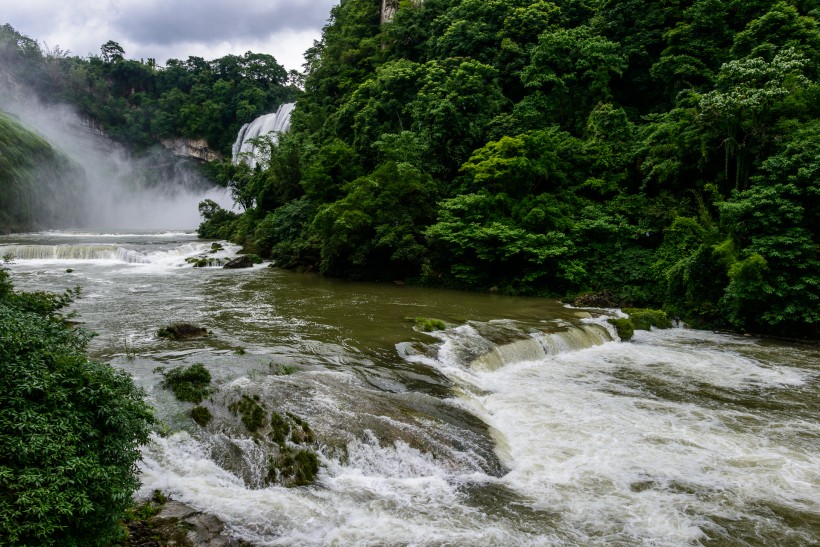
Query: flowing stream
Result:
<box><xmin>1</xmin><ymin>231</ymin><xmax>818</xmax><ymax>546</ymax></box>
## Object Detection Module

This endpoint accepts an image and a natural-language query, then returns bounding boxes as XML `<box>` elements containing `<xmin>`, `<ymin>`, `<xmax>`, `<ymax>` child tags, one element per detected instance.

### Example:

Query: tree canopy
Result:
<box><xmin>194</xmin><ymin>0</ymin><xmax>816</xmax><ymax>337</ymax></box>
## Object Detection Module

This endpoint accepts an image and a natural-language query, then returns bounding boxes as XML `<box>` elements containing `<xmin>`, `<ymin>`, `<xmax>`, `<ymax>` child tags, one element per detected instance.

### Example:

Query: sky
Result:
<box><xmin>2</xmin><ymin>0</ymin><xmax>340</xmax><ymax>72</ymax></box>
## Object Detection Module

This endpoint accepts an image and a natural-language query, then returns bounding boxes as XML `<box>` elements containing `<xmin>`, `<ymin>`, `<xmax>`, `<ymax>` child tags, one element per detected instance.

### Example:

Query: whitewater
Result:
<box><xmin>2</xmin><ymin>230</ymin><xmax>817</xmax><ymax>546</ymax></box>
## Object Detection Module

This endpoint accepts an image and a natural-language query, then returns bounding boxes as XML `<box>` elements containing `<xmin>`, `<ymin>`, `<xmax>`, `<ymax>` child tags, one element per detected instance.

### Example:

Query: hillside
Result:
<box><xmin>205</xmin><ymin>0</ymin><xmax>819</xmax><ymax>337</ymax></box>
<box><xmin>0</xmin><ymin>111</ymin><xmax>86</xmax><ymax>232</ymax></box>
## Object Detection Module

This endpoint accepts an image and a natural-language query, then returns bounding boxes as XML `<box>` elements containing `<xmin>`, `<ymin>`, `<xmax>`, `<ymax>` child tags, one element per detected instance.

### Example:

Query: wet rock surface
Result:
<box><xmin>223</xmin><ymin>255</ymin><xmax>254</xmax><ymax>269</ymax></box>
<box><xmin>127</xmin><ymin>500</ymin><xmax>249</xmax><ymax>546</ymax></box>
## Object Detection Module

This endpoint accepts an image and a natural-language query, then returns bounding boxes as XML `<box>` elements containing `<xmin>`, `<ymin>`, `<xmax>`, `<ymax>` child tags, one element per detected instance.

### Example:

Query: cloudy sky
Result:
<box><xmin>3</xmin><ymin>0</ymin><xmax>340</xmax><ymax>72</ymax></box>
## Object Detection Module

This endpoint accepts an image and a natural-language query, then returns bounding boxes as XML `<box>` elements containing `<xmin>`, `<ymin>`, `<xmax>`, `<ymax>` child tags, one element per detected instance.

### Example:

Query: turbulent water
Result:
<box><xmin>232</xmin><ymin>103</ymin><xmax>296</xmax><ymax>168</ymax></box>
<box><xmin>2</xmin><ymin>231</ymin><xmax>818</xmax><ymax>546</ymax></box>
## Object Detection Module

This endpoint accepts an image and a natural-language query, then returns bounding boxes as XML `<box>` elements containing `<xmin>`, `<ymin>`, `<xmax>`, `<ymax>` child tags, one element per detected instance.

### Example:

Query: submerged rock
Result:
<box><xmin>223</xmin><ymin>255</ymin><xmax>254</xmax><ymax>269</ymax></box>
<box><xmin>157</xmin><ymin>323</ymin><xmax>209</xmax><ymax>340</ymax></box>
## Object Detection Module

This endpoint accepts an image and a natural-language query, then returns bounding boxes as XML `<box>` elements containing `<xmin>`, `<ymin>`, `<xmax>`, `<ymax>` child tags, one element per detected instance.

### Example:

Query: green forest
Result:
<box><xmin>2</xmin><ymin>0</ymin><xmax>819</xmax><ymax>338</ymax></box>
<box><xmin>206</xmin><ymin>0</ymin><xmax>820</xmax><ymax>338</ymax></box>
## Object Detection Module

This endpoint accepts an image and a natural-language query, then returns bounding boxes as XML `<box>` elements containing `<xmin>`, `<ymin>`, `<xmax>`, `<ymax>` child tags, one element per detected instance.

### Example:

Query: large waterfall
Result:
<box><xmin>231</xmin><ymin>102</ymin><xmax>296</xmax><ymax>168</ymax></box>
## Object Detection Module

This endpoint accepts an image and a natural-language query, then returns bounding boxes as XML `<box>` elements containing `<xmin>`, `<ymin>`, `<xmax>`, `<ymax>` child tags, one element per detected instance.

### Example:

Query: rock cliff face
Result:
<box><xmin>381</xmin><ymin>0</ymin><xmax>422</xmax><ymax>24</ymax></box>
<box><xmin>161</xmin><ymin>137</ymin><xmax>222</xmax><ymax>163</ymax></box>
<box><xmin>381</xmin><ymin>0</ymin><xmax>400</xmax><ymax>23</ymax></box>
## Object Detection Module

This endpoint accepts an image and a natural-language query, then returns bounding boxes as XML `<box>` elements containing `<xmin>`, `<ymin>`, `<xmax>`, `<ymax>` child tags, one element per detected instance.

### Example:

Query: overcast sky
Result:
<box><xmin>3</xmin><ymin>0</ymin><xmax>339</xmax><ymax>72</ymax></box>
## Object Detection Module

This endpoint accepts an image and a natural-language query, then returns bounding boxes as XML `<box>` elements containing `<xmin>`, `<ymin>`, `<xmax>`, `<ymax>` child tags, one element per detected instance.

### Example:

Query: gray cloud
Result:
<box><xmin>2</xmin><ymin>0</ymin><xmax>338</xmax><ymax>70</ymax></box>
<box><xmin>110</xmin><ymin>0</ymin><xmax>335</xmax><ymax>46</ymax></box>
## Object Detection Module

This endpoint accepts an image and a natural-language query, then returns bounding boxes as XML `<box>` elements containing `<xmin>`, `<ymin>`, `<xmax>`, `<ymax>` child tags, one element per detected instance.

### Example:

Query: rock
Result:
<box><xmin>150</xmin><ymin>501</ymin><xmax>248</xmax><ymax>546</ymax></box>
<box><xmin>157</xmin><ymin>323</ymin><xmax>208</xmax><ymax>340</ymax></box>
<box><xmin>161</xmin><ymin>137</ymin><xmax>222</xmax><ymax>162</ymax></box>
<box><xmin>572</xmin><ymin>291</ymin><xmax>615</xmax><ymax>308</ymax></box>
<box><xmin>223</xmin><ymin>256</ymin><xmax>254</xmax><ymax>269</ymax></box>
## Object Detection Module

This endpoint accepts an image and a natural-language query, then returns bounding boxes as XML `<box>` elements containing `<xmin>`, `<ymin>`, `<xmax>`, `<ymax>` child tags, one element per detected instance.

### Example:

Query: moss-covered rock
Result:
<box><xmin>608</xmin><ymin>318</ymin><xmax>634</xmax><ymax>341</ymax></box>
<box><xmin>228</xmin><ymin>395</ymin><xmax>267</xmax><ymax>433</ymax></box>
<box><xmin>190</xmin><ymin>405</ymin><xmax>212</xmax><ymax>427</ymax></box>
<box><xmin>158</xmin><ymin>363</ymin><xmax>211</xmax><ymax>403</ymax></box>
<box><xmin>624</xmin><ymin>308</ymin><xmax>672</xmax><ymax>330</ymax></box>
<box><xmin>267</xmin><ymin>447</ymin><xmax>320</xmax><ymax>487</ymax></box>
<box><xmin>415</xmin><ymin>317</ymin><xmax>447</xmax><ymax>332</ymax></box>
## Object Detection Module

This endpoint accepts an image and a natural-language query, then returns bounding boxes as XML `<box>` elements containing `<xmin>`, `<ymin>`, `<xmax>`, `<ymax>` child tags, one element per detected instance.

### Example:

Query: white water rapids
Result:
<box><xmin>2</xmin><ymin>231</ymin><xmax>818</xmax><ymax>546</ymax></box>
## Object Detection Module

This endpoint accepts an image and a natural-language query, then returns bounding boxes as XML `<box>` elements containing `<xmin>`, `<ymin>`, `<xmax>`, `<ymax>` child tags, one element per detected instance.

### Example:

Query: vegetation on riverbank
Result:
<box><xmin>0</xmin><ymin>263</ymin><xmax>154</xmax><ymax>545</ymax></box>
<box><xmin>197</xmin><ymin>0</ymin><xmax>819</xmax><ymax>338</ymax></box>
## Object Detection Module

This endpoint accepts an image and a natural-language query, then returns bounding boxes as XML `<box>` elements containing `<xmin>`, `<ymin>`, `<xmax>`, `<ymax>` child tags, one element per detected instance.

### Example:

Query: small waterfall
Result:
<box><xmin>418</xmin><ymin>319</ymin><xmax>615</xmax><ymax>373</ymax></box>
<box><xmin>469</xmin><ymin>324</ymin><xmax>613</xmax><ymax>371</ymax></box>
<box><xmin>231</xmin><ymin>103</ymin><xmax>296</xmax><ymax>168</ymax></box>
<box><xmin>0</xmin><ymin>241</ymin><xmax>239</xmax><ymax>267</ymax></box>
<box><xmin>0</xmin><ymin>244</ymin><xmax>150</xmax><ymax>263</ymax></box>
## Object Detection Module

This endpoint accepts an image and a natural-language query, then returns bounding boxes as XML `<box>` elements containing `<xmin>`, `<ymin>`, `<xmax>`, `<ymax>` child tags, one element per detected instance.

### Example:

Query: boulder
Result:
<box><xmin>223</xmin><ymin>256</ymin><xmax>254</xmax><ymax>269</ymax></box>
<box><xmin>150</xmin><ymin>501</ymin><xmax>247</xmax><ymax>546</ymax></box>
<box><xmin>157</xmin><ymin>323</ymin><xmax>208</xmax><ymax>340</ymax></box>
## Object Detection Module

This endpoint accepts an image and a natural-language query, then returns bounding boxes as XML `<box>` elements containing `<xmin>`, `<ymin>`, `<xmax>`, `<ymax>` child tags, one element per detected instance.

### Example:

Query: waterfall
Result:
<box><xmin>411</xmin><ymin>318</ymin><xmax>616</xmax><ymax>373</ymax></box>
<box><xmin>231</xmin><ymin>103</ymin><xmax>296</xmax><ymax>168</ymax></box>
<box><xmin>0</xmin><ymin>240</ymin><xmax>240</xmax><ymax>267</ymax></box>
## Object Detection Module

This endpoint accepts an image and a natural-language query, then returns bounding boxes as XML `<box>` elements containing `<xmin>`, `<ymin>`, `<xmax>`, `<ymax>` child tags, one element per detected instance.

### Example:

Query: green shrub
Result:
<box><xmin>608</xmin><ymin>317</ymin><xmax>634</xmax><ymax>341</ymax></box>
<box><xmin>0</xmin><ymin>276</ymin><xmax>153</xmax><ymax>545</ymax></box>
<box><xmin>190</xmin><ymin>405</ymin><xmax>212</xmax><ymax>426</ymax></box>
<box><xmin>159</xmin><ymin>363</ymin><xmax>211</xmax><ymax>403</ymax></box>
<box><xmin>624</xmin><ymin>308</ymin><xmax>672</xmax><ymax>330</ymax></box>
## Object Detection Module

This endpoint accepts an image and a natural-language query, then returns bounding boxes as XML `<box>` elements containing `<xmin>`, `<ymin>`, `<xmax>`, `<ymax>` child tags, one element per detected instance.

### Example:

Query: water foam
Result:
<box><xmin>0</xmin><ymin>241</ymin><xmax>238</xmax><ymax>269</ymax></box>
<box><xmin>138</xmin><ymin>431</ymin><xmax>554</xmax><ymax>546</ymax></box>
<box><xmin>425</xmin><ymin>326</ymin><xmax>819</xmax><ymax>544</ymax></box>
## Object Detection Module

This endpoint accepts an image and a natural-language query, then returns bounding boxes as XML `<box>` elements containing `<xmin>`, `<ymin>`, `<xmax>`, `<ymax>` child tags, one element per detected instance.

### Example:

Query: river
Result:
<box><xmin>1</xmin><ymin>230</ymin><xmax>818</xmax><ymax>546</ymax></box>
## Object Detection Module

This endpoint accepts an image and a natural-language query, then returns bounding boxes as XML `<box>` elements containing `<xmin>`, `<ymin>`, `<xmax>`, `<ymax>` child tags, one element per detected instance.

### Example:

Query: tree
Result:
<box><xmin>522</xmin><ymin>25</ymin><xmax>627</xmax><ymax>132</ymax></box>
<box><xmin>698</xmin><ymin>48</ymin><xmax>813</xmax><ymax>192</ymax></box>
<box><xmin>718</xmin><ymin>121</ymin><xmax>820</xmax><ymax>335</ymax></box>
<box><xmin>100</xmin><ymin>40</ymin><xmax>125</xmax><ymax>64</ymax></box>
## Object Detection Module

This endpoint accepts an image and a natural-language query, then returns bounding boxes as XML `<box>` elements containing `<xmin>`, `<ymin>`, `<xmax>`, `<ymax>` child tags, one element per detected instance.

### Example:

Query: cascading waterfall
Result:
<box><xmin>231</xmin><ymin>102</ymin><xmax>296</xmax><ymax>168</ymax></box>
<box><xmin>0</xmin><ymin>239</ymin><xmax>241</xmax><ymax>267</ymax></box>
<box><xmin>0</xmin><ymin>244</ymin><xmax>150</xmax><ymax>263</ymax></box>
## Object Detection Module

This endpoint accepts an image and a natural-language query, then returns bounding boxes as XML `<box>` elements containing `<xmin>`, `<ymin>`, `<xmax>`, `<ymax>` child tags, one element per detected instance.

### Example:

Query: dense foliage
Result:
<box><xmin>0</xmin><ymin>265</ymin><xmax>154</xmax><ymax>545</ymax></box>
<box><xmin>200</xmin><ymin>0</ymin><xmax>818</xmax><ymax>337</ymax></box>
<box><xmin>0</xmin><ymin>111</ymin><xmax>86</xmax><ymax>233</ymax></box>
<box><xmin>0</xmin><ymin>24</ymin><xmax>299</xmax><ymax>153</ymax></box>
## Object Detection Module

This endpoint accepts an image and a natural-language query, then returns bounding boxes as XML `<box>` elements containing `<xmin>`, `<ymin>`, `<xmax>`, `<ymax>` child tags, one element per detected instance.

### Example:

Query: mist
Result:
<box><xmin>0</xmin><ymin>95</ymin><xmax>234</xmax><ymax>232</ymax></box>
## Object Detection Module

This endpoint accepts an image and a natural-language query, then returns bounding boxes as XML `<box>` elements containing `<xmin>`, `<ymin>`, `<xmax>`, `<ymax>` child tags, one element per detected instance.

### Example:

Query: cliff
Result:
<box><xmin>161</xmin><ymin>137</ymin><xmax>223</xmax><ymax>163</ymax></box>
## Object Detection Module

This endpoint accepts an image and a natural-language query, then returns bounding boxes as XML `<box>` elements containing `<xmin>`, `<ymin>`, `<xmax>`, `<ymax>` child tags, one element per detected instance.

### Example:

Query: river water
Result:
<box><xmin>1</xmin><ymin>231</ymin><xmax>818</xmax><ymax>546</ymax></box>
